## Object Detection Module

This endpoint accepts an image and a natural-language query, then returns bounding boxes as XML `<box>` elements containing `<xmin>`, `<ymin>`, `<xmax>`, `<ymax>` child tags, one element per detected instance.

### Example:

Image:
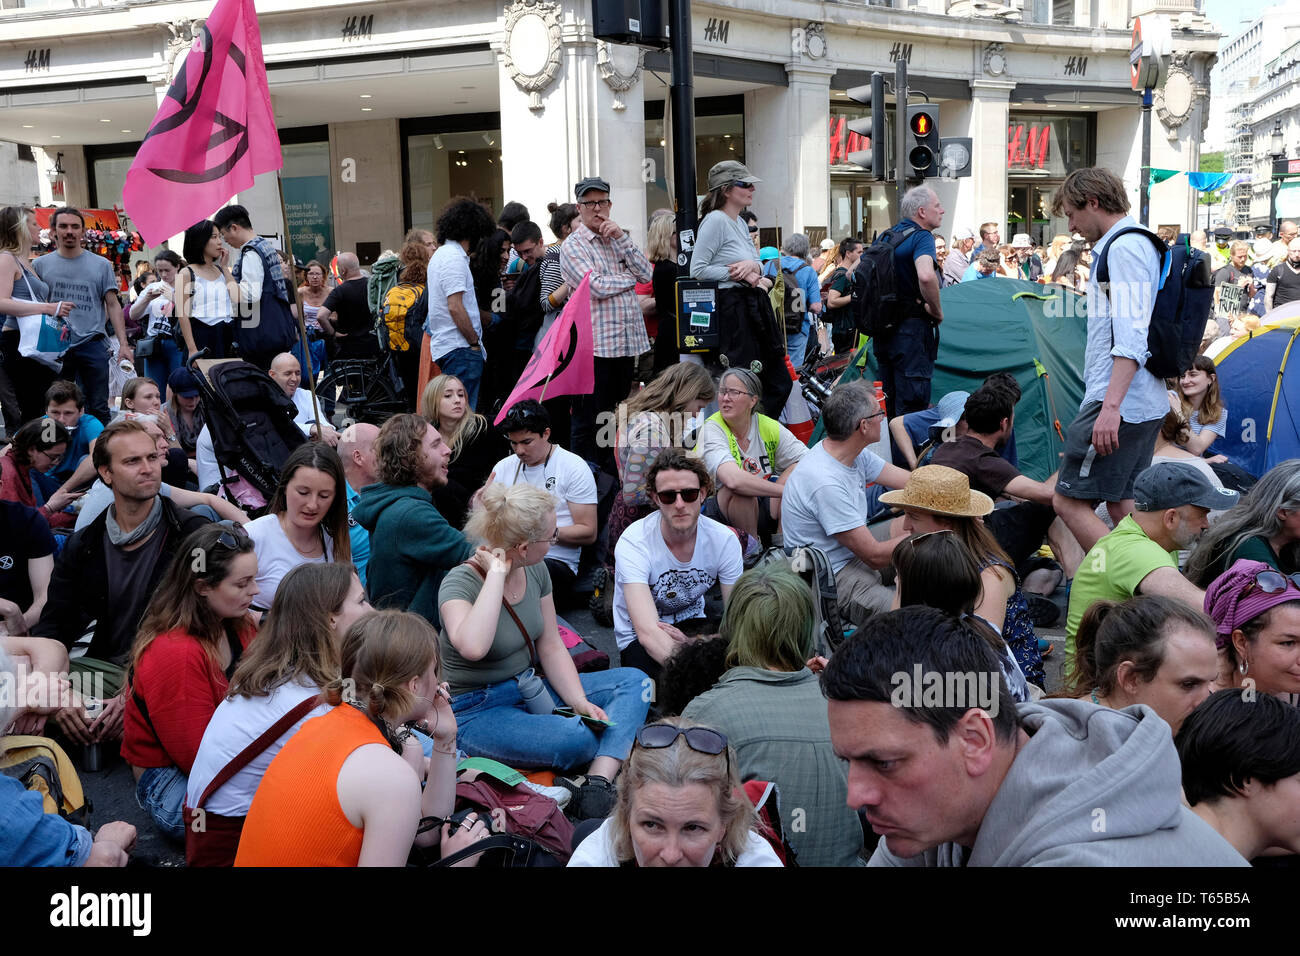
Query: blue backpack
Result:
<box><xmin>1093</xmin><ymin>228</ymin><xmax>1214</xmax><ymax>380</ymax></box>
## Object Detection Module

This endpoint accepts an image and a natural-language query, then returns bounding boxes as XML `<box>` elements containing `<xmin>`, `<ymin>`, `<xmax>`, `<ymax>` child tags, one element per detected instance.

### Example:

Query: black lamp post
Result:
<box><xmin>1270</xmin><ymin>118</ymin><xmax>1285</xmax><ymax>235</ymax></box>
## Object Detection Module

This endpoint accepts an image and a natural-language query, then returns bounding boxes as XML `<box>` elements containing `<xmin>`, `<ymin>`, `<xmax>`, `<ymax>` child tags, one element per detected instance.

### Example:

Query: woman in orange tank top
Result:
<box><xmin>235</xmin><ymin>610</ymin><xmax>492</xmax><ymax>867</ymax></box>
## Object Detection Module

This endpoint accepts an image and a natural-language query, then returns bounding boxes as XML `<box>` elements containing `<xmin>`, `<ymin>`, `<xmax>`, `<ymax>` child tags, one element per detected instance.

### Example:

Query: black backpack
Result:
<box><xmin>852</xmin><ymin>225</ymin><xmax>918</xmax><ymax>337</ymax></box>
<box><xmin>507</xmin><ymin>263</ymin><xmax>546</xmax><ymax>342</ymax></box>
<box><xmin>405</xmin><ymin>287</ymin><xmax>428</xmax><ymax>351</ymax></box>
<box><xmin>780</xmin><ymin>266</ymin><xmax>805</xmax><ymax>336</ymax></box>
<box><xmin>1093</xmin><ymin>228</ymin><xmax>1214</xmax><ymax>380</ymax></box>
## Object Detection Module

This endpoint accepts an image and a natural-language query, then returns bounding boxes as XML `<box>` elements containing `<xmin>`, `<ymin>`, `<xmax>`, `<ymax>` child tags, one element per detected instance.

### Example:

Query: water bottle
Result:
<box><xmin>81</xmin><ymin>696</ymin><xmax>104</xmax><ymax>772</ymax></box>
<box><xmin>516</xmin><ymin>668</ymin><xmax>556</xmax><ymax>716</ymax></box>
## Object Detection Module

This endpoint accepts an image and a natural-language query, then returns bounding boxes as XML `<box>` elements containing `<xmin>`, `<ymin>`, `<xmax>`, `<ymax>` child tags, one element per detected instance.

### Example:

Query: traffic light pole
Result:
<box><xmin>1139</xmin><ymin>86</ymin><xmax>1153</xmax><ymax>227</ymax></box>
<box><xmin>669</xmin><ymin>0</ymin><xmax>697</xmax><ymax>271</ymax></box>
<box><xmin>895</xmin><ymin>58</ymin><xmax>908</xmax><ymax>213</ymax></box>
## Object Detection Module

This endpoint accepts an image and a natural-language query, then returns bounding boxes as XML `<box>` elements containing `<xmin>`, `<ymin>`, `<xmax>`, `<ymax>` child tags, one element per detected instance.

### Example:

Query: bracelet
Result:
<box><xmin>432</xmin><ymin>743</ymin><xmax>456</xmax><ymax>755</ymax></box>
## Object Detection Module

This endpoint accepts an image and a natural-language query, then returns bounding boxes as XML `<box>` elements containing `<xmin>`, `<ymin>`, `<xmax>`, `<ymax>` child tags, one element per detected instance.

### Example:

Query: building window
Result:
<box><xmin>644</xmin><ymin>97</ymin><xmax>744</xmax><ymax>219</ymax></box>
<box><xmin>1006</xmin><ymin>112</ymin><xmax>1093</xmax><ymax>247</ymax></box>
<box><xmin>281</xmin><ymin>140</ymin><xmax>334</xmax><ymax>267</ymax></box>
<box><xmin>17</xmin><ymin>144</ymin><xmax>35</xmax><ymax>163</ymax></box>
<box><xmin>403</xmin><ymin>116</ymin><xmax>504</xmax><ymax>233</ymax></box>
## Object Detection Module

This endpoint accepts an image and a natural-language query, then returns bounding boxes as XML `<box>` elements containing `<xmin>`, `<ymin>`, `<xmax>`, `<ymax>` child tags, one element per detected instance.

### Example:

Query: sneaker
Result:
<box><xmin>1025</xmin><ymin>594</ymin><xmax>1061</xmax><ymax>628</ymax></box>
<box><xmin>588</xmin><ymin>568</ymin><xmax>614</xmax><ymax>628</ymax></box>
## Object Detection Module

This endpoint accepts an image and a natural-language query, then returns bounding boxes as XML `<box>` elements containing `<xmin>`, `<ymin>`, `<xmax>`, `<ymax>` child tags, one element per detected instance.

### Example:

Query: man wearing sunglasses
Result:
<box><xmin>613</xmin><ymin>450</ymin><xmax>742</xmax><ymax>684</ymax></box>
<box><xmin>559</xmin><ymin>175</ymin><xmax>653</xmax><ymax>469</ymax></box>
<box><xmin>37</xmin><ymin>419</ymin><xmax>212</xmax><ymax>748</ymax></box>
<box><xmin>782</xmin><ymin>381</ymin><xmax>911</xmax><ymax>629</ymax></box>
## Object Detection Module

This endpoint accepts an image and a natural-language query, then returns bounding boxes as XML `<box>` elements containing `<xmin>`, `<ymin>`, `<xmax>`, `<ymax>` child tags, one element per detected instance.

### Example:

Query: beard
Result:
<box><xmin>1170</xmin><ymin>518</ymin><xmax>1203</xmax><ymax>551</ymax></box>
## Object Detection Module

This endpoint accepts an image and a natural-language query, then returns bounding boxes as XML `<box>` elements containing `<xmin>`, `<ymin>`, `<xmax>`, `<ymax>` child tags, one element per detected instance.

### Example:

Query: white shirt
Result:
<box><xmin>289</xmin><ymin>388</ymin><xmax>322</xmax><ymax>427</ymax></box>
<box><xmin>245</xmin><ymin>512</ymin><xmax>335</xmax><ymax>607</ymax></box>
<box><xmin>425</xmin><ymin>241</ymin><xmax>482</xmax><ymax>361</ymax></box>
<box><xmin>186</xmin><ymin>681</ymin><xmax>330</xmax><ymax>817</ymax></box>
<box><xmin>567</xmin><ymin>817</ymin><xmax>783</xmax><ymax>867</ymax></box>
<box><xmin>613</xmin><ymin>512</ymin><xmax>743</xmax><ymax>650</ymax></box>
<box><xmin>189</xmin><ymin>271</ymin><xmax>234</xmax><ymax>326</ymax></box>
<box><xmin>781</xmin><ymin>442</ymin><xmax>887</xmax><ymax>575</ymax></box>
<box><xmin>490</xmin><ymin>445</ymin><xmax>597</xmax><ymax>573</ymax></box>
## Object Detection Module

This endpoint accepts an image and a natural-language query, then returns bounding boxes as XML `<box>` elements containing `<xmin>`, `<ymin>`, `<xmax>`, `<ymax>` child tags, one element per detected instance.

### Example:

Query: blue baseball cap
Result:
<box><xmin>758</xmin><ymin>245</ymin><xmax>780</xmax><ymax>263</ymax></box>
<box><xmin>928</xmin><ymin>390</ymin><xmax>970</xmax><ymax>442</ymax></box>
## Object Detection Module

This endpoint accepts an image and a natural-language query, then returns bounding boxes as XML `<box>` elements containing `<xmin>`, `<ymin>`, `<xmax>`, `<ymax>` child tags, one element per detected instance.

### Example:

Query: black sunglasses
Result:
<box><xmin>1247</xmin><ymin>569</ymin><xmax>1300</xmax><ymax>595</ymax></box>
<box><xmin>655</xmin><ymin>487</ymin><xmax>702</xmax><ymax>504</ymax></box>
<box><xmin>215</xmin><ymin>527</ymin><xmax>251</xmax><ymax>551</ymax></box>
<box><xmin>747</xmin><ymin>225</ymin><xmax>759</xmax><ymax>234</ymax></box>
<box><xmin>636</xmin><ymin>724</ymin><xmax>730</xmax><ymax>773</ymax></box>
<box><xmin>732</xmin><ymin>181</ymin><xmax>755</xmax><ymax>190</ymax></box>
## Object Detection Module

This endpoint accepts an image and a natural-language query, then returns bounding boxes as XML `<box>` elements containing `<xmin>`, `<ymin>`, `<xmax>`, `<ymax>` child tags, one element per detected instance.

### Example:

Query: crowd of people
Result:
<box><xmin>3</xmin><ymin>159</ymin><xmax>1300</xmax><ymax>870</ymax></box>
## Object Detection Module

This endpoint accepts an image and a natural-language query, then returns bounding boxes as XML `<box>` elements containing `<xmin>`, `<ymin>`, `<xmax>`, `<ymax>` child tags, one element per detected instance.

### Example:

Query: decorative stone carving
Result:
<box><xmin>596</xmin><ymin>40</ymin><xmax>644</xmax><ymax>112</ymax></box>
<box><xmin>1155</xmin><ymin>52</ymin><xmax>1196</xmax><ymax>141</ymax></box>
<box><xmin>803</xmin><ymin>22</ymin><xmax>827</xmax><ymax>60</ymax></box>
<box><xmin>983</xmin><ymin>43</ymin><xmax>1007</xmax><ymax>77</ymax></box>
<box><xmin>501</xmin><ymin>0</ymin><xmax>563</xmax><ymax>113</ymax></box>
<box><xmin>163</xmin><ymin>17</ymin><xmax>204</xmax><ymax>84</ymax></box>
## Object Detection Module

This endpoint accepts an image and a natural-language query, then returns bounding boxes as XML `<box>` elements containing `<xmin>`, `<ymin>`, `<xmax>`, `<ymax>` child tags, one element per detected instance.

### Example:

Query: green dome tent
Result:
<box><xmin>815</xmin><ymin>278</ymin><xmax>1086</xmax><ymax>481</ymax></box>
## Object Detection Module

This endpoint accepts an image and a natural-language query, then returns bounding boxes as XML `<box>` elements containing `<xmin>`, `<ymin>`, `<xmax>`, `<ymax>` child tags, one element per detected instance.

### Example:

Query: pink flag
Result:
<box><xmin>494</xmin><ymin>272</ymin><xmax>596</xmax><ymax>425</ymax></box>
<box><xmin>123</xmin><ymin>0</ymin><xmax>281</xmax><ymax>245</ymax></box>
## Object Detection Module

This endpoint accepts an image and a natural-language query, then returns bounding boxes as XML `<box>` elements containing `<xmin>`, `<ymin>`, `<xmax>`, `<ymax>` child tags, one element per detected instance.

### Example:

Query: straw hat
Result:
<box><xmin>878</xmin><ymin>465</ymin><xmax>994</xmax><ymax>517</ymax></box>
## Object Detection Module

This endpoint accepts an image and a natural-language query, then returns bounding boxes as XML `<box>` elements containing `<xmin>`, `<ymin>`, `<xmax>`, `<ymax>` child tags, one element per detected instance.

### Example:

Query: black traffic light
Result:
<box><xmin>845</xmin><ymin>72</ymin><xmax>887</xmax><ymax>181</ymax></box>
<box><xmin>906</xmin><ymin>104</ymin><xmax>940</xmax><ymax>179</ymax></box>
<box><xmin>592</xmin><ymin>0</ymin><xmax>643</xmax><ymax>44</ymax></box>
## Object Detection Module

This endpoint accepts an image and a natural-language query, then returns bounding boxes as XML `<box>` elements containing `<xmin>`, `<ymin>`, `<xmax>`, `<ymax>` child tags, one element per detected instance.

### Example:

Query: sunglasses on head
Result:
<box><xmin>215</xmin><ymin>527</ymin><xmax>251</xmax><ymax>551</ymax></box>
<box><xmin>636</xmin><ymin>724</ymin><xmax>730</xmax><ymax>772</ymax></box>
<box><xmin>655</xmin><ymin>487</ymin><xmax>702</xmax><ymax>504</ymax></box>
<box><xmin>1246</xmin><ymin>569</ymin><xmax>1300</xmax><ymax>595</ymax></box>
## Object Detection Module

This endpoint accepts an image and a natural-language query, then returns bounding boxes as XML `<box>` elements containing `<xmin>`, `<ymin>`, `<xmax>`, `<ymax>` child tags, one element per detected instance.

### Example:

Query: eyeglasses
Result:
<box><xmin>732</xmin><ymin>181</ymin><xmax>755</xmax><ymax>190</ymax></box>
<box><xmin>718</xmin><ymin>388</ymin><xmax>752</xmax><ymax>400</ymax></box>
<box><xmin>578</xmin><ymin>199</ymin><xmax>612</xmax><ymax>210</ymax></box>
<box><xmin>859</xmin><ymin>411</ymin><xmax>886</xmax><ymax>426</ymax></box>
<box><xmin>635</xmin><ymin>723</ymin><xmax>730</xmax><ymax>773</ymax></box>
<box><xmin>532</xmin><ymin>528</ymin><xmax>559</xmax><ymax>545</ymax></box>
<box><xmin>1246</xmin><ymin>569</ymin><xmax>1300</xmax><ymax>595</ymax></box>
<box><xmin>907</xmin><ymin>529</ymin><xmax>953</xmax><ymax>546</ymax></box>
<box><xmin>655</xmin><ymin>487</ymin><xmax>702</xmax><ymax>504</ymax></box>
<box><xmin>748</xmin><ymin>225</ymin><xmax>759</xmax><ymax>235</ymax></box>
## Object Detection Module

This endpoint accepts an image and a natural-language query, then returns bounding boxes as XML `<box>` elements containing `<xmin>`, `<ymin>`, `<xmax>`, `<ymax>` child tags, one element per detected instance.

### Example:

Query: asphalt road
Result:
<box><xmin>73</xmin><ymin>581</ymin><xmax>1070</xmax><ymax>866</ymax></box>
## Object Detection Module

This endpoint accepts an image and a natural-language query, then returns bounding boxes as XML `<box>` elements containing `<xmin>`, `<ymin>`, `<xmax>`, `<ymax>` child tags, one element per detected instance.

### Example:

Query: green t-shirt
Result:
<box><xmin>438</xmin><ymin>561</ymin><xmax>553</xmax><ymax>697</ymax></box>
<box><xmin>1065</xmin><ymin>515</ymin><xmax>1177</xmax><ymax>663</ymax></box>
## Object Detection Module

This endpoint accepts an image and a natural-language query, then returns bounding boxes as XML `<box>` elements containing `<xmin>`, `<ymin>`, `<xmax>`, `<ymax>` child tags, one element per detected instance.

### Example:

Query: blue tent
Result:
<box><xmin>1211</xmin><ymin>315</ymin><xmax>1300</xmax><ymax>478</ymax></box>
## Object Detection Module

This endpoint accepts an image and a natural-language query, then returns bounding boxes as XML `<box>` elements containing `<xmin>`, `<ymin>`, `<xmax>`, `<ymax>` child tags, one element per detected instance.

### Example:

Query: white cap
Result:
<box><xmin>820</xmin><ymin>238</ymin><xmax>836</xmax><ymax>251</ymax></box>
<box><xmin>952</xmin><ymin>226</ymin><xmax>976</xmax><ymax>241</ymax></box>
<box><xmin>1011</xmin><ymin>233</ymin><xmax>1033</xmax><ymax>248</ymax></box>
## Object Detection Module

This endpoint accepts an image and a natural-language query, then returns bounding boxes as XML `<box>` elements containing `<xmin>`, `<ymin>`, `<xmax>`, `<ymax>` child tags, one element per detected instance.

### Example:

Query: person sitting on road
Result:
<box><xmin>37</xmin><ymin>419</ymin><xmax>212</xmax><ymax>749</ymax></box>
<box><xmin>40</xmin><ymin>379</ymin><xmax>104</xmax><ymax>503</ymax></box>
<box><xmin>244</xmin><ymin>442</ymin><xmax>352</xmax><ymax>610</ymax></box>
<box><xmin>613</xmin><ymin>450</ymin><xmax>742</xmax><ymax>685</ymax></box>
<box><xmin>781</xmin><ymin>380</ymin><xmax>909</xmax><ymax>628</ymax></box>
<box><xmin>420</xmin><ymin>373</ymin><xmax>508</xmax><ymax>531</ymax></box>
<box><xmin>1064</xmin><ymin>595</ymin><xmax>1218</xmax><ymax>734</ymax></box>
<box><xmin>439</xmin><ymin>482</ymin><xmax>650</xmax><ymax>819</ymax></box>
<box><xmin>0</xmin><ymin>501</ymin><xmax>55</xmax><ymax>639</ymax></box>
<box><xmin>1204</xmin><ymin>559</ymin><xmax>1300</xmax><ymax>704</ymax></box>
<box><xmin>1168</xmin><ymin>355</ymin><xmax>1227</xmax><ymax>460</ymax></box>
<box><xmin>823</xmin><ymin>605</ymin><xmax>1247</xmax><ymax>866</ymax></box>
<box><xmin>236</xmin><ymin>610</ymin><xmax>490</xmax><ymax>867</ymax></box>
<box><xmin>487</xmin><ymin>400</ymin><xmax>597</xmax><ymax>609</ymax></box>
<box><xmin>187</xmin><ymin>562</ymin><xmax>372</xmax><ymax>836</ymax></box>
<box><xmin>892</xmin><ymin>529</ymin><xmax>1032</xmax><ymax>701</ymax></box>
<box><xmin>1065</xmin><ymin>462</ymin><xmax>1240</xmax><ymax>666</ymax></box>
<box><xmin>353</xmin><ymin>414</ymin><xmax>472</xmax><ymax>629</ymax></box>
<box><xmin>680</xmin><ymin>563</ymin><xmax>863</xmax><ymax>867</ymax></box>
<box><xmin>0</xmin><ymin>646</ymin><xmax>139</xmax><ymax>867</ymax></box>
<box><xmin>0</xmin><ymin>418</ymin><xmax>79</xmax><ymax>530</ymax></box>
<box><xmin>1177</xmin><ymin>689</ymin><xmax>1300</xmax><ymax>861</ymax></box>
<box><xmin>1187</xmin><ymin>459</ymin><xmax>1300</xmax><ymax>587</ymax></box>
<box><xmin>121</xmin><ymin>524</ymin><xmax>260</xmax><ymax>841</ymax></box>
<box><xmin>267</xmin><ymin>352</ymin><xmax>338</xmax><ymax>447</ymax></box>
<box><xmin>696</xmin><ymin>368</ymin><xmax>807</xmax><ymax>546</ymax></box>
<box><xmin>568</xmin><ymin>716</ymin><xmax>782</xmax><ymax>867</ymax></box>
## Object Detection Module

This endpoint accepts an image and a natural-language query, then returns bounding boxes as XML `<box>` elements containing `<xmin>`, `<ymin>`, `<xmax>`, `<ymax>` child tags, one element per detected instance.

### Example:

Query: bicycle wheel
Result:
<box><xmin>315</xmin><ymin>360</ymin><xmax>406</xmax><ymax>428</ymax></box>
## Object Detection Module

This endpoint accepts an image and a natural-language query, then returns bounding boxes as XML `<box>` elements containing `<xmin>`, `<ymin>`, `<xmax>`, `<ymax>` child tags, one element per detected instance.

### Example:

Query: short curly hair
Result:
<box><xmin>374</xmin><ymin>413</ymin><xmax>431</xmax><ymax>487</ymax></box>
<box><xmin>435</xmin><ymin>197</ymin><xmax>497</xmax><ymax>246</ymax></box>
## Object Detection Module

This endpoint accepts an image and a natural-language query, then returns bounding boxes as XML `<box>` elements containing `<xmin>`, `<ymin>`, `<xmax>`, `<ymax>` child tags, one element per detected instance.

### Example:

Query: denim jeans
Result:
<box><xmin>785</xmin><ymin>326</ymin><xmax>809</xmax><ymax>368</ymax></box>
<box><xmin>135</xmin><ymin>765</ymin><xmax>188</xmax><ymax>842</ymax></box>
<box><xmin>435</xmin><ymin>346</ymin><xmax>484</xmax><ymax>412</ymax></box>
<box><xmin>451</xmin><ymin>667</ymin><xmax>650</xmax><ymax>771</ymax></box>
<box><xmin>142</xmin><ymin>336</ymin><xmax>183</xmax><ymax>397</ymax></box>
<box><xmin>62</xmin><ymin>337</ymin><xmax>112</xmax><ymax>425</ymax></box>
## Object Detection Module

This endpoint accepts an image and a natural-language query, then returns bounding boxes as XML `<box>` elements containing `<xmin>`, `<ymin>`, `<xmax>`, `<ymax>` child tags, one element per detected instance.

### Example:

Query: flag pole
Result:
<box><xmin>275</xmin><ymin>171</ymin><xmax>323</xmax><ymax>429</ymax></box>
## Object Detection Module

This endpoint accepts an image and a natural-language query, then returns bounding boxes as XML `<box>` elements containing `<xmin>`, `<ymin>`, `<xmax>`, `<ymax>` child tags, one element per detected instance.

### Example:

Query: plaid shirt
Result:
<box><xmin>559</xmin><ymin>222</ymin><xmax>653</xmax><ymax>358</ymax></box>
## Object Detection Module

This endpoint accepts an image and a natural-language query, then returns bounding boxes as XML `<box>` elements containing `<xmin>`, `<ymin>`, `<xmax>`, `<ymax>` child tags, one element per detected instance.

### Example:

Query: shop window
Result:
<box><xmin>281</xmin><ymin>141</ymin><xmax>334</xmax><ymax>268</ymax></box>
<box><xmin>1007</xmin><ymin>113</ymin><xmax>1090</xmax><ymax>179</ymax></box>
<box><xmin>644</xmin><ymin>99</ymin><xmax>744</xmax><ymax>220</ymax></box>
<box><xmin>406</xmin><ymin>129</ymin><xmax>503</xmax><ymax>233</ymax></box>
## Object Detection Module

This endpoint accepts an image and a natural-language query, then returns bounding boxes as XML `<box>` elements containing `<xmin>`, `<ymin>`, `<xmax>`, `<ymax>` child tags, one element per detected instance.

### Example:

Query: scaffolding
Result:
<box><xmin>1225</xmin><ymin>98</ymin><xmax>1254</xmax><ymax>228</ymax></box>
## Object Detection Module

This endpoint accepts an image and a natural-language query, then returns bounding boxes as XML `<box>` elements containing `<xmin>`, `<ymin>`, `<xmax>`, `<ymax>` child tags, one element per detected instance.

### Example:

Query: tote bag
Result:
<box><xmin>15</xmin><ymin>271</ymin><xmax>69</xmax><ymax>370</ymax></box>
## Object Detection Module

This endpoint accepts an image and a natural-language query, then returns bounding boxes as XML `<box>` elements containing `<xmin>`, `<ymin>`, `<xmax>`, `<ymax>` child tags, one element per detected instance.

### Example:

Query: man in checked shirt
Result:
<box><xmin>560</xmin><ymin>175</ymin><xmax>654</xmax><ymax>472</ymax></box>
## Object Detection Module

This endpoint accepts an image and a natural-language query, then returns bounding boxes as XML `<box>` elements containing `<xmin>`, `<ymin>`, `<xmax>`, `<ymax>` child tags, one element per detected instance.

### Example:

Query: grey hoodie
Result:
<box><xmin>869</xmin><ymin>698</ymin><xmax>1248</xmax><ymax>867</ymax></box>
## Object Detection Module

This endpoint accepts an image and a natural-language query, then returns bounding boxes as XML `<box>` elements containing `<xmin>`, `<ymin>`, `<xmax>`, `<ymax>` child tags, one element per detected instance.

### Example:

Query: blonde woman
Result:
<box><xmin>645</xmin><ymin>213</ymin><xmax>681</xmax><ymax>377</ymax></box>
<box><xmin>419</xmin><ymin>373</ymin><xmax>507</xmax><ymax>529</ymax></box>
<box><xmin>0</xmin><ymin>206</ymin><xmax>69</xmax><ymax>424</ymax></box>
<box><xmin>568</xmin><ymin>716</ymin><xmax>782</xmax><ymax>867</ymax></box>
<box><xmin>439</xmin><ymin>482</ymin><xmax>651</xmax><ymax>819</ymax></box>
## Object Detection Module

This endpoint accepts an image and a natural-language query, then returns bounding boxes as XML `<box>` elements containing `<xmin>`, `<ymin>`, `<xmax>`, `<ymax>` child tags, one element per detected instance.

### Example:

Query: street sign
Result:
<box><xmin>1130</xmin><ymin>15</ymin><xmax>1170</xmax><ymax>92</ymax></box>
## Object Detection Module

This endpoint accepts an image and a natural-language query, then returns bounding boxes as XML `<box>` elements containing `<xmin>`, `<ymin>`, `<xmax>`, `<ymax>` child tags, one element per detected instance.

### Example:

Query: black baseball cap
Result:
<box><xmin>574</xmin><ymin>176</ymin><xmax>611</xmax><ymax>198</ymax></box>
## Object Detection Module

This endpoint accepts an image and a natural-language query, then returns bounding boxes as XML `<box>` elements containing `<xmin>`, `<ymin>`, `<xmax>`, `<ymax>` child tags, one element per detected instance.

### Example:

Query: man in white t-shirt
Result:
<box><xmin>782</xmin><ymin>381</ymin><xmax>910</xmax><ymax>628</ymax></box>
<box><xmin>426</xmin><ymin>198</ymin><xmax>498</xmax><ymax>412</ymax></box>
<box><xmin>614</xmin><ymin>450</ymin><xmax>743</xmax><ymax>684</ymax></box>
<box><xmin>487</xmin><ymin>399</ymin><xmax>597</xmax><ymax>607</ymax></box>
<box><xmin>268</xmin><ymin>352</ymin><xmax>338</xmax><ymax>446</ymax></box>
